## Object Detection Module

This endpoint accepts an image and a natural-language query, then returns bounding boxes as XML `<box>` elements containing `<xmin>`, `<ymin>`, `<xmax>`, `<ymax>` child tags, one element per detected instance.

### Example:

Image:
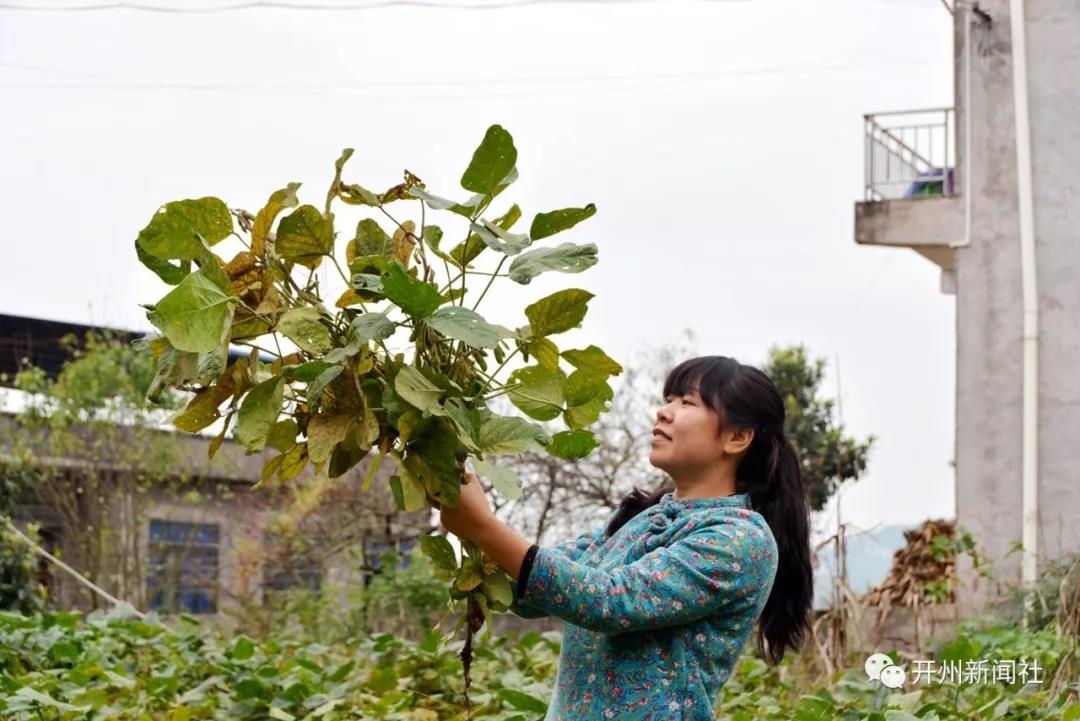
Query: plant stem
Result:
<box><xmin>330</xmin><ymin>255</ymin><xmax>351</xmax><ymax>288</ymax></box>
<box><xmin>471</xmin><ymin>256</ymin><xmax>508</xmax><ymax>311</ymax></box>
<box><xmin>481</xmin><ymin>382</ymin><xmax>521</xmax><ymax>403</ymax></box>
<box><xmin>475</xmin><ymin>347</ymin><xmax>520</xmax><ymax>398</ymax></box>
<box><xmin>237</xmin><ymin>341</ymin><xmax>281</xmax><ymax>359</ymax></box>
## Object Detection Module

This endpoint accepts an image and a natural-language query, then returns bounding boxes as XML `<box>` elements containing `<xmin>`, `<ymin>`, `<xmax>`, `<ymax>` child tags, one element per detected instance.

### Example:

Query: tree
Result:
<box><xmin>489</xmin><ymin>329</ymin><xmax>696</xmax><ymax>544</ymax></box>
<box><xmin>762</xmin><ymin>344</ymin><xmax>873</xmax><ymax>511</ymax></box>
<box><xmin>0</xmin><ymin>464</ymin><xmax>45</xmax><ymax>613</ymax></box>
<box><xmin>3</xmin><ymin>331</ymin><xmax>189</xmax><ymax>610</ymax></box>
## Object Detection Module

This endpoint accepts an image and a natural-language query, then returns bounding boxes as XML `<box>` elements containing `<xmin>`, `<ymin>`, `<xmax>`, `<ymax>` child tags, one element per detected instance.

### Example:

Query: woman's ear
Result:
<box><xmin>723</xmin><ymin>426</ymin><xmax>755</xmax><ymax>456</ymax></box>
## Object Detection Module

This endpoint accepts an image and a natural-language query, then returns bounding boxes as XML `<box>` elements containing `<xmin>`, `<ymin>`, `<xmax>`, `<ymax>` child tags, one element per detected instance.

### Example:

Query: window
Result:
<box><xmin>147</xmin><ymin>519</ymin><xmax>219</xmax><ymax>614</ymax></box>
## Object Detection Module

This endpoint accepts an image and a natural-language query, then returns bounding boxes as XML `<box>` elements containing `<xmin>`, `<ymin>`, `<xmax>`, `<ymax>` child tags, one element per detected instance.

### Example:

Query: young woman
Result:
<box><xmin>439</xmin><ymin>355</ymin><xmax>814</xmax><ymax>720</ymax></box>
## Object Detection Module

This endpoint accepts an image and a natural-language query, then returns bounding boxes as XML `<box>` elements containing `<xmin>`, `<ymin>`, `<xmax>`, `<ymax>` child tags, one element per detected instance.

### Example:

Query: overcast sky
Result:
<box><xmin>1</xmin><ymin>0</ymin><xmax>956</xmax><ymax>535</ymax></box>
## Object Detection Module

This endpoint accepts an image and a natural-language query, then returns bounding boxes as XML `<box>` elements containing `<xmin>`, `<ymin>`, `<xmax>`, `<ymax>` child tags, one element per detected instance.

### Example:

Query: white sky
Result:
<box><xmin>1</xmin><ymin>0</ymin><xmax>956</xmax><ymax>533</ymax></box>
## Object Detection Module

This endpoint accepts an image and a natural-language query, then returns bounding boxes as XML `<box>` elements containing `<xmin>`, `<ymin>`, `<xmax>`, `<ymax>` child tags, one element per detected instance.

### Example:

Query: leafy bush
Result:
<box><xmin>0</xmin><ymin>607</ymin><xmax>558</xmax><ymax>721</ymax></box>
<box><xmin>3</xmin><ymin>606</ymin><xmax>1078</xmax><ymax>721</ymax></box>
<box><xmin>252</xmin><ymin>546</ymin><xmax>451</xmax><ymax>645</ymax></box>
<box><xmin>0</xmin><ymin>524</ymin><xmax>45</xmax><ymax>615</ymax></box>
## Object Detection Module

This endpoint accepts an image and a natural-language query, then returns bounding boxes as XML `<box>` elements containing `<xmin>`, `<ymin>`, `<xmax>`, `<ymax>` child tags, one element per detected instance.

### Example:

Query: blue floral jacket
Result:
<box><xmin>509</xmin><ymin>491</ymin><xmax>778</xmax><ymax>721</ymax></box>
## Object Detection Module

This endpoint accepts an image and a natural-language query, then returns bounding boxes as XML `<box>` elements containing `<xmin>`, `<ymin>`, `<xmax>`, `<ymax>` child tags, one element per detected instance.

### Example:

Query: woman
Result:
<box><xmin>440</xmin><ymin>356</ymin><xmax>814</xmax><ymax>720</ymax></box>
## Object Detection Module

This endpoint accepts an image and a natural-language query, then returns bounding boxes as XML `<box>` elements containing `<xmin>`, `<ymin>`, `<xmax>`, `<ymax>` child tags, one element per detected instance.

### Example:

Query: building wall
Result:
<box><xmin>3</xmin><ymin>407</ymin><xmax>434</xmax><ymax>620</ymax></box>
<box><xmin>953</xmin><ymin>0</ymin><xmax>1080</xmax><ymax>610</ymax></box>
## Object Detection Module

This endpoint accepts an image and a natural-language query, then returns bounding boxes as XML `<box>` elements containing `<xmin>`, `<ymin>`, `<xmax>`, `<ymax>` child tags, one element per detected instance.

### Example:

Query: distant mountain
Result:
<box><xmin>812</xmin><ymin>524</ymin><xmax>910</xmax><ymax>610</ymax></box>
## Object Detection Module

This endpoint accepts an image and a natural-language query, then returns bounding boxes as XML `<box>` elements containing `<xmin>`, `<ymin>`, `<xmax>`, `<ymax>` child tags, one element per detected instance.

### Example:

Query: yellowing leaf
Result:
<box><xmin>307</xmin><ymin>413</ymin><xmax>355</xmax><ymax>465</ymax></box>
<box><xmin>252</xmin><ymin>183</ymin><xmax>300</xmax><ymax>256</ymax></box>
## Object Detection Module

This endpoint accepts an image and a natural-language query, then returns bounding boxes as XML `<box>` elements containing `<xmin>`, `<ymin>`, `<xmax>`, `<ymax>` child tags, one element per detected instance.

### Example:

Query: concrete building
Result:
<box><xmin>0</xmin><ymin>313</ymin><xmax>433</xmax><ymax>622</ymax></box>
<box><xmin>854</xmin><ymin>2</ymin><xmax>1079</xmax><ymax>609</ymax></box>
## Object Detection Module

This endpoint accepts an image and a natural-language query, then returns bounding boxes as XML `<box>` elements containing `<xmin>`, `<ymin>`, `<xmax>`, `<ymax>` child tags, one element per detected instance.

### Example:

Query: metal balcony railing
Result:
<box><xmin>864</xmin><ymin>108</ymin><xmax>956</xmax><ymax>201</ymax></box>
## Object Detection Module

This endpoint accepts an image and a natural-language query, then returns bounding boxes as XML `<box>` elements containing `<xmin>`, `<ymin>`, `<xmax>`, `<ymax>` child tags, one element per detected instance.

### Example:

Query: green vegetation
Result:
<box><xmin>2</xmin><ymin>608</ymin><xmax>1078</xmax><ymax>720</ymax></box>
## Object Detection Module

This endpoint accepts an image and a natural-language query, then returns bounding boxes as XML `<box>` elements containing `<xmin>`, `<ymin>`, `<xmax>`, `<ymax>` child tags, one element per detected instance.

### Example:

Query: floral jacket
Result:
<box><xmin>509</xmin><ymin>491</ymin><xmax>778</xmax><ymax>721</ymax></box>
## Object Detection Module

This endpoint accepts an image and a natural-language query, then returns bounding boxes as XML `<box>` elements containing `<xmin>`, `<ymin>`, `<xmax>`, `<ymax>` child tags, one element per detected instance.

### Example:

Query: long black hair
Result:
<box><xmin>605</xmin><ymin>355</ymin><xmax>813</xmax><ymax>665</ymax></box>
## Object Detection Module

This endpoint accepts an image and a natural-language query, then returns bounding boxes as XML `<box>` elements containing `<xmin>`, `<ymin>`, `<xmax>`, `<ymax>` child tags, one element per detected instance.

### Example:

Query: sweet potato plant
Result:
<box><xmin>133</xmin><ymin>124</ymin><xmax>621</xmax><ymax>706</ymax></box>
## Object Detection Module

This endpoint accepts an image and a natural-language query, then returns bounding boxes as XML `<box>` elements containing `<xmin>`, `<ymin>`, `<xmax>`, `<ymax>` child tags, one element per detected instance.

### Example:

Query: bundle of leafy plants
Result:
<box><xmin>133</xmin><ymin>124</ymin><xmax>621</xmax><ymax>704</ymax></box>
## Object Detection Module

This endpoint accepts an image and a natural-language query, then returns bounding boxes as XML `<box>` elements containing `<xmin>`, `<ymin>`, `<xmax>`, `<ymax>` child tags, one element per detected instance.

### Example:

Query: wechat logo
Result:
<box><xmin>865</xmin><ymin>653</ymin><xmax>906</xmax><ymax>689</ymax></box>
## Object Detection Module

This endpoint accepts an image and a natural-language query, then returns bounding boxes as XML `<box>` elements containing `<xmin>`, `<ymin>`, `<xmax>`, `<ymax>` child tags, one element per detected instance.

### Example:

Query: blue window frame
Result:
<box><xmin>147</xmin><ymin>519</ymin><xmax>219</xmax><ymax>614</ymax></box>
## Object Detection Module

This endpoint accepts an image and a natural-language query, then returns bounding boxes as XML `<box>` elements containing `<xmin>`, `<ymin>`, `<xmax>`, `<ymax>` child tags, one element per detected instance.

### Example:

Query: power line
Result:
<box><xmin>0</xmin><ymin>58</ymin><xmax>945</xmax><ymax>99</ymax></box>
<box><xmin>0</xmin><ymin>0</ymin><xmax>747</xmax><ymax>12</ymax></box>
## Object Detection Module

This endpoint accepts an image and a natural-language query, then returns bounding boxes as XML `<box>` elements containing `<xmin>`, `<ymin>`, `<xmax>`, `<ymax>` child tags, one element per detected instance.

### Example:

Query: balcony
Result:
<box><xmin>854</xmin><ymin>107</ymin><xmax>961</xmax><ymax>293</ymax></box>
<box><xmin>864</xmin><ymin>108</ymin><xmax>955</xmax><ymax>201</ymax></box>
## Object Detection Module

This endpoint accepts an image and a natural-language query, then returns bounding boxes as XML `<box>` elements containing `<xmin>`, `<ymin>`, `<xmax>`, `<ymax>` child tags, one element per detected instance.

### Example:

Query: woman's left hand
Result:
<box><xmin>439</xmin><ymin>472</ymin><xmax>496</xmax><ymax>543</ymax></box>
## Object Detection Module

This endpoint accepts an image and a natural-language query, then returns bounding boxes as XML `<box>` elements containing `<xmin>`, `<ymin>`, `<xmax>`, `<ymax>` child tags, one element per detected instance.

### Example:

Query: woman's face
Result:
<box><xmin>649</xmin><ymin>386</ymin><xmax>726</xmax><ymax>474</ymax></box>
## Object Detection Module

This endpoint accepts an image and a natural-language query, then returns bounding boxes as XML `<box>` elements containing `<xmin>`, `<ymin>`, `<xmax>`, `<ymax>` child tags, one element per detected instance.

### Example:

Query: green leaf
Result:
<box><xmin>231</xmin><ymin>635</ymin><xmax>256</xmax><ymax>660</ymax></box>
<box><xmin>564</xmin><ymin>380</ymin><xmax>612</xmax><ymax>430</ymax></box>
<box><xmin>525</xmin><ymin>288</ymin><xmax>594</xmax><ymax>338</ymax></box>
<box><xmin>524</xmin><ymin>336</ymin><xmax>560</xmax><ymax>370</ymax></box>
<box><xmin>508</xmin><ymin>242</ymin><xmax>598</xmax><ymax>284</ymax></box>
<box><xmin>351</xmin><ymin>272</ymin><xmax>384</xmax><ymax>293</ymax></box>
<box><xmin>394</xmin><ymin>366</ymin><xmax>444</xmax><ymax>413</ymax></box>
<box><xmin>350</xmin><ymin>218</ymin><xmax>392</xmax><ymax>260</ymax></box>
<box><xmin>306</xmin><ymin>365</ymin><xmax>343</xmax><ymax>411</ymax></box>
<box><xmin>388</xmin><ymin>474</ymin><xmax>406</xmax><ymax>511</ymax></box>
<box><xmin>441</xmin><ymin>396</ymin><xmax>481</xmax><ymax>452</ymax></box>
<box><xmin>234</xmin><ymin>677</ymin><xmax>267</xmax><ymax>699</ymax></box>
<box><xmin>147</xmin><ymin>270</ymin><xmax>236</xmax><ymax>353</ymax></box>
<box><xmin>407</xmin><ymin>187</ymin><xmax>484</xmax><ymax>218</ymax></box>
<box><xmin>425</xmin><ymin>307</ymin><xmax>513</xmax><ymax>349</ymax></box>
<box><xmin>547</xmin><ymin>430</ymin><xmax>599</xmax><ymax>459</ymax></box>
<box><xmin>381</xmin><ymin>261</ymin><xmax>444</xmax><ymax>318</ymax></box>
<box><xmin>507</xmin><ymin>365</ymin><xmax>566</xmax><ymax>421</ymax></box>
<box><xmin>457</xmin><ymin>571</ymin><xmax>483</xmax><ymax>591</ymax></box>
<box><xmin>276</xmin><ymin>204</ymin><xmax>332</xmax><ymax>268</ymax></box>
<box><xmin>530</xmin><ymin>203</ymin><xmax>597</xmax><ymax>240</ymax></box>
<box><xmin>267</xmin><ymin>419</ymin><xmax>298</xmax><ymax>452</ymax></box>
<box><xmin>477</xmin><ymin>415</ymin><xmax>552</xmax><ymax>455</ymax></box>
<box><xmin>403</xmin><ymin>419</ymin><xmax>462</xmax><ymax>507</ymax></box>
<box><xmin>147</xmin><ymin>343</ymin><xmax>203</xmax><ymax>402</ymax></box>
<box><xmin>234</xmin><ymin>375</ymin><xmax>284</xmax><ymax>451</ymax></box>
<box><xmin>483</xmin><ymin>573</ymin><xmax>514</xmax><ymax>607</ymax></box>
<box><xmin>562</xmin><ymin>345</ymin><xmax>623</xmax><ymax>377</ymax></box>
<box><xmin>136</xmin><ymin>197</ymin><xmax>232</xmax><ymax>261</ymax></box>
<box><xmin>461</xmin><ymin>124</ymin><xmax>517</xmax><ymax>196</ymax></box>
<box><xmin>470</xmin><ymin>218</ymin><xmax>530</xmax><ymax>256</ymax></box>
<box><xmin>136</xmin><ymin>238</ymin><xmax>189</xmax><ymax>285</ymax></box>
<box><xmin>422</xmin><ymin>225</ymin><xmax>450</xmax><ymax>262</ymax></box>
<box><xmin>564</xmin><ymin>369</ymin><xmax>608</xmax><ymax>407</ymax></box>
<box><xmin>343</xmin><ymin>184</ymin><xmax>381</xmax><ymax>207</ymax></box>
<box><xmin>277</xmin><ymin>307</ymin><xmax>333</xmax><ymax>355</ymax></box>
<box><xmin>396</xmin><ymin>465</ymin><xmax>430</xmax><ymax>512</ymax></box>
<box><xmin>474</xmin><ymin>459</ymin><xmax>522</xmax><ymax>500</ymax></box>
<box><xmin>349</xmin><ymin>311</ymin><xmax>396</xmax><ymax>343</ymax></box>
<box><xmin>15</xmin><ymin>686</ymin><xmax>91</xmax><ymax>712</ymax></box>
<box><xmin>367</xmin><ymin>665</ymin><xmax>398</xmax><ymax>694</ymax></box>
<box><xmin>393</xmin><ymin>464</ymin><xmax>425</xmax><ymax>509</ymax></box>
<box><xmin>286</xmin><ymin>361</ymin><xmax>334</xmax><ymax>382</ymax></box>
<box><xmin>498</xmin><ymin>688</ymin><xmax>548</xmax><ymax>714</ymax></box>
<box><xmin>419</xmin><ymin>533</ymin><xmax>458</xmax><ymax>572</ymax></box>
<box><xmin>449</xmin><ymin>204</ymin><xmax>520</xmax><ymax>268</ymax></box>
